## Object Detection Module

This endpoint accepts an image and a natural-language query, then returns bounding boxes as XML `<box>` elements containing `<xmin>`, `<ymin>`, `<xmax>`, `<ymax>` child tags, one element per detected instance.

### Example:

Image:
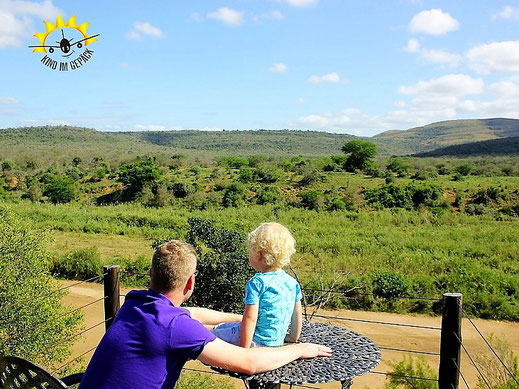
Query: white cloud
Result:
<box><xmin>207</xmin><ymin>7</ymin><xmax>244</xmax><ymax>27</ymax></box>
<box><xmin>0</xmin><ymin>0</ymin><xmax>62</xmax><ymax>49</ymax></box>
<box><xmin>253</xmin><ymin>11</ymin><xmax>283</xmax><ymax>23</ymax></box>
<box><xmin>467</xmin><ymin>41</ymin><xmax>519</xmax><ymax>74</ymax></box>
<box><xmin>277</xmin><ymin>0</ymin><xmax>318</xmax><ymax>7</ymax></box>
<box><xmin>409</xmin><ymin>9</ymin><xmax>459</xmax><ymax>35</ymax></box>
<box><xmin>487</xmin><ymin>78</ymin><xmax>519</xmax><ymax>96</ymax></box>
<box><xmin>399</xmin><ymin>74</ymin><xmax>483</xmax><ymax>97</ymax></box>
<box><xmin>420</xmin><ymin>48</ymin><xmax>461</xmax><ymax>67</ymax></box>
<box><xmin>308</xmin><ymin>72</ymin><xmax>347</xmax><ymax>84</ymax></box>
<box><xmin>296</xmin><ymin>97</ymin><xmax>305</xmax><ymax>104</ymax></box>
<box><xmin>268</xmin><ymin>63</ymin><xmax>288</xmax><ymax>73</ymax></box>
<box><xmin>126</xmin><ymin>21</ymin><xmax>165</xmax><ymax>40</ymax></box>
<box><xmin>0</xmin><ymin>97</ymin><xmax>19</xmax><ymax>104</ymax></box>
<box><xmin>404</xmin><ymin>38</ymin><xmax>420</xmax><ymax>53</ymax></box>
<box><xmin>492</xmin><ymin>5</ymin><xmax>519</xmax><ymax>20</ymax></box>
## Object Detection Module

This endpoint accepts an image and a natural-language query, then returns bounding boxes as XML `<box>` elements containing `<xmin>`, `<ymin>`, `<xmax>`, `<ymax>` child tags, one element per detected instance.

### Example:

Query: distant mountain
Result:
<box><xmin>1</xmin><ymin>118</ymin><xmax>518</xmax><ymax>159</ymax></box>
<box><xmin>372</xmin><ymin>118</ymin><xmax>519</xmax><ymax>155</ymax></box>
<box><xmin>414</xmin><ymin>137</ymin><xmax>519</xmax><ymax>157</ymax></box>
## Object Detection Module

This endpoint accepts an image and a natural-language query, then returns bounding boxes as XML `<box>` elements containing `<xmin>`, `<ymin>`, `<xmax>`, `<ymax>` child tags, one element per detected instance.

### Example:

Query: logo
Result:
<box><xmin>28</xmin><ymin>15</ymin><xmax>99</xmax><ymax>71</ymax></box>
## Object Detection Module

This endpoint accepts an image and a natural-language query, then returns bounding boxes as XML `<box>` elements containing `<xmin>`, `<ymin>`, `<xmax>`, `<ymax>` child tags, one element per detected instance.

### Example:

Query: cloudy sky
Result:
<box><xmin>1</xmin><ymin>0</ymin><xmax>519</xmax><ymax>136</ymax></box>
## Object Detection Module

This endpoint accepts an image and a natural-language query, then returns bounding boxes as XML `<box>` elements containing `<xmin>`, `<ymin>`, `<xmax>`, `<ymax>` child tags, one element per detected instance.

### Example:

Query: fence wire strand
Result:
<box><xmin>454</xmin><ymin>332</ymin><xmax>491</xmax><ymax>389</ymax></box>
<box><xmin>453</xmin><ymin>357</ymin><xmax>471</xmax><ymax>389</ymax></box>
<box><xmin>310</xmin><ymin>313</ymin><xmax>441</xmax><ymax>330</ymax></box>
<box><xmin>53</xmin><ymin>345</ymin><xmax>98</xmax><ymax>374</ymax></box>
<box><xmin>378</xmin><ymin>346</ymin><xmax>440</xmax><ymax>357</ymax></box>
<box><xmin>461</xmin><ymin>306</ymin><xmax>519</xmax><ymax>387</ymax></box>
<box><xmin>0</xmin><ymin>273</ymin><xmax>105</xmax><ymax>313</ymax></box>
<box><xmin>369</xmin><ymin>370</ymin><xmax>438</xmax><ymax>382</ymax></box>
<box><xmin>302</xmin><ymin>288</ymin><xmax>441</xmax><ymax>302</ymax></box>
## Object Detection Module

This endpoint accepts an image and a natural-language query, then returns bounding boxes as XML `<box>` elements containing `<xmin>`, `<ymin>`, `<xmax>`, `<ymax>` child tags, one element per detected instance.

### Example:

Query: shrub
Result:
<box><xmin>475</xmin><ymin>335</ymin><xmax>519</xmax><ymax>389</ymax></box>
<box><xmin>222</xmin><ymin>182</ymin><xmax>246</xmax><ymax>208</ymax></box>
<box><xmin>216</xmin><ymin>156</ymin><xmax>249</xmax><ymax>169</ymax></box>
<box><xmin>387</xmin><ymin>158</ymin><xmax>411</xmax><ymax>177</ymax></box>
<box><xmin>238</xmin><ymin>168</ymin><xmax>254</xmax><ymax>182</ymax></box>
<box><xmin>371</xmin><ymin>271</ymin><xmax>409</xmax><ymax>298</ymax></box>
<box><xmin>0</xmin><ymin>207</ymin><xmax>82</xmax><ymax>367</ymax></box>
<box><xmin>384</xmin><ymin>355</ymin><xmax>437</xmax><ymax>389</ymax></box>
<box><xmin>363</xmin><ymin>185</ymin><xmax>414</xmax><ymax>210</ymax></box>
<box><xmin>299</xmin><ymin>190</ymin><xmax>324</xmax><ymax>210</ymax></box>
<box><xmin>254</xmin><ymin>168</ymin><xmax>283</xmax><ymax>183</ymax></box>
<box><xmin>51</xmin><ymin>247</ymin><xmax>103</xmax><ymax>280</ymax></box>
<box><xmin>43</xmin><ymin>174</ymin><xmax>78</xmax><ymax>204</ymax></box>
<box><xmin>186</xmin><ymin>218</ymin><xmax>254</xmax><ymax>312</ymax></box>
<box><xmin>256</xmin><ymin>186</ymin><xmax>279</xmax><ymax>205</ymax></box>
<box><xmin>117</xmin><ymin>159</ymin><xmax>161</xmax><ymax>198</ymax></box>
<box><xmin>171</xmin><ymin>182</ymin><xmax>196</xmax><ymax>198</ymax></box>
<box><xmin>455</xmin><ymin>163</ymin><xmax>475</xmax><ymax>176</ymax></box>
<box><xmin>341</xmin><ymin>140</ymin><xmax>378</xmax><ymax>171</ymax></box>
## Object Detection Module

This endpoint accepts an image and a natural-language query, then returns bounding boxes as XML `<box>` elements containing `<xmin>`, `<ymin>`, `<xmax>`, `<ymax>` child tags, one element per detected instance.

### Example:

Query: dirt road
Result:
<box><xmin>62</xmin><ymin>281</ymin><xmax>519</xmax><ymax>388</ymax></box>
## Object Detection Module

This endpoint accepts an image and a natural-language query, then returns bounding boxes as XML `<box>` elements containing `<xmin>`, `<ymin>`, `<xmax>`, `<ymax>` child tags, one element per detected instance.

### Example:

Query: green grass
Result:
<box><xmin>5</xmin><ymin>200</ymin><xmax>519</xmax><ymax>320</ymax></box>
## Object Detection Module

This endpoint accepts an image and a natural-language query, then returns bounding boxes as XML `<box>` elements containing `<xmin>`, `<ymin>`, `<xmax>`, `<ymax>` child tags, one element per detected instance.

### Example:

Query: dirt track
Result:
<box><xmin>62</xmin><ymin>281</ymin><xmax>519</xmax><ymax>388</ymax></box>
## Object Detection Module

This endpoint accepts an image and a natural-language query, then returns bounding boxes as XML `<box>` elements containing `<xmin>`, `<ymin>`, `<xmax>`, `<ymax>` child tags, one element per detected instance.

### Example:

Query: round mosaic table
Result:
<box><xmin>212</xmin><ymin>321</ymin><xmax>381</xmax><ymax>388</ymax></box>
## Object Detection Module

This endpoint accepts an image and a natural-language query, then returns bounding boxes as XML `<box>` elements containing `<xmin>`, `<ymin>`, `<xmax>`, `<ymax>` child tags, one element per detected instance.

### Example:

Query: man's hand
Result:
<box><xmin>297</xmin><ymin>343</ymin><xmax>332</xmax><ymax>359</ymax></box>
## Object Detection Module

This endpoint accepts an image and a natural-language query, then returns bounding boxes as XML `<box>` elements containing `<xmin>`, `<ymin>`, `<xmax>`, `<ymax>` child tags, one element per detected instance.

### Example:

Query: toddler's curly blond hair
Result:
<box><xmin>247</xmin><ymin>222</ymin><xmax>296</xmax><ymax>268</ymax></box>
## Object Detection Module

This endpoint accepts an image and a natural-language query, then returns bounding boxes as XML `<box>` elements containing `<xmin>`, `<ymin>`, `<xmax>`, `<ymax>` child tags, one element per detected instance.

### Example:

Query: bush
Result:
<box><xmin>222</xmin><ymin>182</ymin><xmax>246</xmax><ymax>208</ymax></box>
<box><xmin>117</xmin><ymin>159</ymin><xmax>161</xmax><ymax>198</ymax></box>
<box><xmin>238</xmin><ymin>168</ymin><xmax>254</xmax><ymax>182</ymax></box>
<box><xmin>475</xmin><ymin>335</ymin><xmax>519</xmax><ymax>389</ymax></box>
<box><xmin>256</xmin><ymin>186</ymin><xmax>279</xmax><ymax>205</ymax></box>
<box><xmin>299</xmin><ymin>190</ymin><xmax>324</xmax><ymax>210</ymax></box>
<box><xmin>43</xmin><ymin>174</ymin><xmax>78</xmax><ymax>204</ymax></box>
<box><xmin>0</xmin><ymin>207</ymin><xmax>82</xmax><ymax>367</ymax></box>
<box><xmin>186</xmin><ymin>218</ymin><xmax>254</xmax><ymax>312</ymax></box>
<box><xmin>455</xmin><ymin>163</ymin><xmax>475</xmax><ymax>176</ymax></box>
<box><xmin>363</xmin><ymin>185</ymin><xmax>414</xmax><ymax>210</ymax></box>
<box><xmin>384</xmin><ymin>355</ymin><xmax>437</xmax><ymax>389</ymax></box>
<box><xmin>216</xmin><ymin>156</ymin><xmax>249</xmax><ymax>169</ymax></box>
<box><xmin>371</xmin><ymin>271</ymin><xmax>409</xmax><ymax>298</ymax></box>
<box><xmin>51</xmin><ymin>247</ymin><xmax>103</xmax><ymax>280</ymax></box>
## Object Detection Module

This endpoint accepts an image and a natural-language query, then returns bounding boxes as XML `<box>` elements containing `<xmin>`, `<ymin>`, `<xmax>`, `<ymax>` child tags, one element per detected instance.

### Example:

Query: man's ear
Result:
<box><xmin>183</xmin><ymin>275</ymin><xmax>194</xmax><ymax>296</ymax></box>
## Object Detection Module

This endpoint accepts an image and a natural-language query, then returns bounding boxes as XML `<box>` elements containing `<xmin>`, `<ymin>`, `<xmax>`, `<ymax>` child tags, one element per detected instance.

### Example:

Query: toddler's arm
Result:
<box><xmin>240</xmin><ymin>304</ymin><xmax>259</xmax><ymax>348</ymax></box>
<box><xmin>285</xmin><ymin>301</ymin><xmax>302</xmax><ymax>343</ymax></box>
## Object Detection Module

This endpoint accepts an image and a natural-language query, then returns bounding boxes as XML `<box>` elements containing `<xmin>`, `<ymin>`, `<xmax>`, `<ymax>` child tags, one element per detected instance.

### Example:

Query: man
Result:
<box><xmin>79</xmin><ymin>240</ymin><xmax>331</xmax><ymax>388</ymax></box>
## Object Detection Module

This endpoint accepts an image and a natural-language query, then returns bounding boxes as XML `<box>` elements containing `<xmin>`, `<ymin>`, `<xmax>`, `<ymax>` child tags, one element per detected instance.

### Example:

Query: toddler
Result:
<box><xmin>212</xmin><ymin>222</ymin><xmax>302</xmax><ymax>347</ymax></box>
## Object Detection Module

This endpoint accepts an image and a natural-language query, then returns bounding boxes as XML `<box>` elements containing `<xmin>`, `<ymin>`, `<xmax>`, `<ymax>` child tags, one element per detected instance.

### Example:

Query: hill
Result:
<box><xmin>0</xmin><ymin>126</ymin><xmax>357</xmax><ymax>159</ymax></box>
<box><xmin>373</xmin><ymin>118</ymin><xmax>519</xmax><ymax>155</ymax></box>
<box><xmin>415</xmin><ymin>136</ymin><xmax>519</xmax><ymax>157</ymax></box>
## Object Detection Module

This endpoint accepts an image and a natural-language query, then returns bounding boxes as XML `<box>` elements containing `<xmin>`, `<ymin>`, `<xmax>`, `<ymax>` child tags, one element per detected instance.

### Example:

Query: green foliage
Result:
<box><xmin>176</xmin><ymin>372</ymin><xmax>233</xmax><ymax>389</ymax></box>
<box><xmin>238</xmin><ymin>167</ymin><xmax>254</xmax><ymax>182</ymax></box>
<box><xmin>186</xmin><ymin>218</ymin><xmax>254</xmax><ymax>312</ymax></box>
<box><xmin>387</xmin><ymin>158</ymin><xmax>411</xmax><ymax>177</ymax></box>
<box><xmin>42</xmin><ymin>174</ymin><xmax>78</xmax><ymax>204</ymax></box>
<box><xmin>371</xmin><ymin>271</ymin><xmax>410</xmax><ymax>298</ymax></box>
<box><xmin>0</xmin><ymin>207</ymin><xmax>82</xmax><ymax>367</ymax></box>
<box><xmin>299</xmin><ymin>190</ymin><xmax>324</xmax><ymax>210</ymax></box>
<box><xmin>222</xmin><ymin>182</ymin><xmax>246</xmax><ymax>208</ymax></box>
<box><xmin>117</xmin><ymin>159</ymin><xmax>161</xmax><ymax>198</ymax></box>
<box><xmin>256</xmin><ymin>186</ymin><xmax>279</xmax><ymax>205</ymax></box>
<box><xmin>384</xmin><ymin>355</ymin><xmax>437</xmax><ymax>389</ymax></box>
<box><xmin>216</xmin><ymin>156</ymin><xmax>249</xmax><ymax>168</ymax></box>
<box><xmin>363</xmin><ymin>184</ymin><xmax>443</xmax><ymax>210</ymax></box>
<box><xmin>455</xmin><ymin>163</ymin><xmax>475</xmax><ymax>176</ymax></box>
<box><xmin>51</xmin><ymin>247</ymin><xmax>103</xmax><ymax>280</ymax></box>
<box><xmin>475</xmin><ymin>335</ymin><xmax>519</xmax><ymax>389</ymax></box>
<box><xmin>341</xmin><ymin>140</ymin><xmax>378</xmax><ymax>171</ymax></box>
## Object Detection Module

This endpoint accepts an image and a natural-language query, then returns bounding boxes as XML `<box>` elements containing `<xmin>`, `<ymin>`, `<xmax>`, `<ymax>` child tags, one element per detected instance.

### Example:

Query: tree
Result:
<box><xmin>0</xmin><ymin>207</ymin><xmax>82</xmax><ymax>367</ymax></box>
<box><xmin>341</xmin><ymin>140</ymin><xmax>378</xmax><ymax>171</ymax></box>
<box><xmin>117</xmin><ymin>159</ymin><xmax>161</xmax><ymax>199</ymax></box>
<box><xmin>42</xmin><ymin>175</ymin><xmax>78</xmax><ymax>204</ymax></box>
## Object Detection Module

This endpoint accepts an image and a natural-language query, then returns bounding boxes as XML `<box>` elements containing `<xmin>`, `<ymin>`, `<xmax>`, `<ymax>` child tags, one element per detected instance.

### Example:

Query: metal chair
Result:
<box><xmin>0</xmin><ymin>356</ymin><xmax>83</xmax><ymax>389</ymax></box>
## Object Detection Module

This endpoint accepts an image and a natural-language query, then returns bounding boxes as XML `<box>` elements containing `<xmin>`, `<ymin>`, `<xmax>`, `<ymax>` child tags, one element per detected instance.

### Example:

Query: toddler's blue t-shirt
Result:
<box><xmin>244</xmin><ymin>270</ymin><xmax>302</xmax><ymax>346</ymax></box>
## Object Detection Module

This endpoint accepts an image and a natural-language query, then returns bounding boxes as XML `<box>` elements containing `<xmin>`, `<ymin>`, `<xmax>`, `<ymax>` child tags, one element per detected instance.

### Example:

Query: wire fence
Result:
<box><xmin>4</xmin><ymin>269</ymin><xmax>519</xmax><ymax>388</ymax></box>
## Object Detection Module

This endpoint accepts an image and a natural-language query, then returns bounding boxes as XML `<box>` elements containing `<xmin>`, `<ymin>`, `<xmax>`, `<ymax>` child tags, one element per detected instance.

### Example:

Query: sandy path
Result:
<box><xmin>61</xmin><ymin>281</ymin><xmax>519</xmax><ymax>388</ymax></box>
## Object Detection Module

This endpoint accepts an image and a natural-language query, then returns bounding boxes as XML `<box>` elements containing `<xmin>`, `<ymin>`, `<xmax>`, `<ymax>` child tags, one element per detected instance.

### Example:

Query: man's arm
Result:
<box><xmin>240</xmin><ymin>304</ymin><xmax>258</xmax><ymax>348</ymax></box>
<box><xmin>198</xmin><ymin>338</ymin><xmax>332</xmax><ymax>375</ymax></box>
<box><xmin>183</xmin><ymin>307</ymin><xmax>241</xmax><ymax>325</ymax></box>
<box><xmin>285</xmin><ymin>301</ymin><xmax>302</xmax><ymax>343</ymax></box>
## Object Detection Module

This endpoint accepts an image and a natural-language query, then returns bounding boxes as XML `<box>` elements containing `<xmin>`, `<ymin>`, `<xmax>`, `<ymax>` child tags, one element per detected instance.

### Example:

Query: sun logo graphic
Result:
<box><xmin>28</xmin><ymin>15</ymin><xmax>100</xmax><ymax>71</ymax></box>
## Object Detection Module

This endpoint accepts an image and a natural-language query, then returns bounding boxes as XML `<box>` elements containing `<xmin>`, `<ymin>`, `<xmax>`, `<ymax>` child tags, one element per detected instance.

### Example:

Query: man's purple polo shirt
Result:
<box><xmin>79</xmin><ymin>289</ymin><xmax>216</xmax><ymax>389</ymax></box>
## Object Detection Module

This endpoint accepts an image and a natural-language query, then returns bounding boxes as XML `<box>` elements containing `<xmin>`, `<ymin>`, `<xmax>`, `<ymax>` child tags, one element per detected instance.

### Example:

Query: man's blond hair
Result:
<box><xmin>247</xmin><ymin>222</ymin><xmax>296</xmax><ymax>268</ymax></box>
<box><xmin>151</xmin><ymin>240</ymin><xmax>197</xmax><ymax>292</ymax></box>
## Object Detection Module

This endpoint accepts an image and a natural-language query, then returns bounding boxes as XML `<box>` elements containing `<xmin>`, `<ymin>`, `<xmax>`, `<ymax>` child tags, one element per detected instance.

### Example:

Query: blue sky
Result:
<box><xmin>1</xmin><ymin>0</ymin><xmax>519</xmax><ymax>136</ymax></box>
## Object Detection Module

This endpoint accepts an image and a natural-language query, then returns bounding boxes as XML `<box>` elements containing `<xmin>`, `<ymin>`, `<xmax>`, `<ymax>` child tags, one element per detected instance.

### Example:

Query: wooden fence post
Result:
<box><xmin>438</xmin><ymin>293</ymin><xmax>462</xmax><ymax>389</ymax></box>
<box><xmin>103</xmin><ymin>265</ymin><xmax>120</xmax><ymax>332</ymax></box>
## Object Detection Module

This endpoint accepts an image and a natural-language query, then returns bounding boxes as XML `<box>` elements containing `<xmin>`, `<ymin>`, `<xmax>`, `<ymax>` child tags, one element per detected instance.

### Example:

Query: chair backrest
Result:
<box><xmin>0</xmin><ymin>356</ymin><xmax>68</xmax><ymax>389</ymax></box>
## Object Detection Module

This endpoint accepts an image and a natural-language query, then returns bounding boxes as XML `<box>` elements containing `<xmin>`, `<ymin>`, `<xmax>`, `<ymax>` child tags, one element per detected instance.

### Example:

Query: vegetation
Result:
<box><xmin>0</xmin><ymin>206</ymin><xmax>82</xmax><ymax>367</ymax></box>
<box><xmin>475</xmin><ymin>335</ymin><xmax>519</xmax><ymax>389</ymax></box>
<box><xmin>384</xmin><ymin>355</ymin><xmax>437</xmax><ymax>389</ymax></box>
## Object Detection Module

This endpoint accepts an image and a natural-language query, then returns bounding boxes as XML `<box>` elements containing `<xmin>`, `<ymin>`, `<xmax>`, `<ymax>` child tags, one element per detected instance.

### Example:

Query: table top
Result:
<box><xmin>212</xmin><ymin>321</ymin><xmax>381</xmax><ymax>385</ymax></box>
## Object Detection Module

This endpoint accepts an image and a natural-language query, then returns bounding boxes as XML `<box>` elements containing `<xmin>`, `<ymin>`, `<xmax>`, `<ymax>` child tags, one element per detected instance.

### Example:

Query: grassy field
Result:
<box><xmin>5</xmin><ymin>200</ymin><xmax>519</xmax><ymax>320</ymax></box>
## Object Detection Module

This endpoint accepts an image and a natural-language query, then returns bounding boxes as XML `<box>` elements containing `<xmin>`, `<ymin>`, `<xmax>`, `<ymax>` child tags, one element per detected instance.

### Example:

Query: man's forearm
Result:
<box><xmin>184</xmin><ymin>307</ymin><xmax>242</xmax><ymax>325</ymax></box>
